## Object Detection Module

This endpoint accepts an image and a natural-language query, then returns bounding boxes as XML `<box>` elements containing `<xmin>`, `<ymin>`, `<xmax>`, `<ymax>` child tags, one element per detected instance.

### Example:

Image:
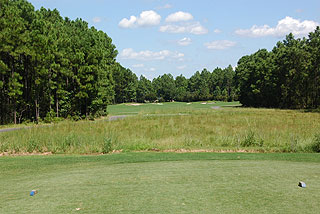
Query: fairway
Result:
<box><xmin>107</xmin><ymin>101</ymin><xmax>241</xmax><ymax>116</ymax></box>
<box><xmin>1</xmin><ymin>153</ymin><xmax>319</xmax><ymax>213</ymax></box>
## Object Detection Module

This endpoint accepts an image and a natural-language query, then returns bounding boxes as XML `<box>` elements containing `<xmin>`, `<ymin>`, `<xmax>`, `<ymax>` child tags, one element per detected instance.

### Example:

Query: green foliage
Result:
<box><xmin>310</xmin><ymin>133</ymin><xmax>320</xmax><ymax>153</ymax></box>
<box><xmin>112</xmin><ymin>64</ymin><xmax>138</xmax><ymax>103</ymax></box>
<box><xmin>43</xmin><ymin>110</ymin><xmax>62</xmax><ymax>123</ymax></box>
<box><xmin>136</xmin><ymin>75</ymin><xmax>156</xmax><ymax>102</ymax></box>
<box><xmin>153</xmin><ymin>73</ymin><xmax>176</xmax><ymax>101</ymax></box>
<box><xmin>0</xmin><ymin>0</ymin><xmax>117</xmax><ymax>124</ymax></box>
<box><xmin>26</xmin><ymin>137</ymin><xmax>40</xmax><ymax>153</ymax></box>
<box><xmin>241</xmin><ymin>130</ymin><xmax>264</xmax><ymax>147</ymax></box>
<box><xmin>236</xmin><ymin>28</ymin><xmax>320</xmax><ymax>109</ymax></box>
<box><xmin>102</xmin><ymin>137</ymin><xmax>113</xmax><ymax>154</ymax></box>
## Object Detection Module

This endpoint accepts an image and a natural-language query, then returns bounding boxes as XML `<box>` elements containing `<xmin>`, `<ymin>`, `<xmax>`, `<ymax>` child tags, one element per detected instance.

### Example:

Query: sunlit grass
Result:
<box><xmin>107</xmin><ymin>101</ymin><xmax>241</xmax><ymax>115</ymax></box>
<box><xmin>1</xmin><ymin>153</ymin><xmax>320</xmax><ymax>213</ymax></box>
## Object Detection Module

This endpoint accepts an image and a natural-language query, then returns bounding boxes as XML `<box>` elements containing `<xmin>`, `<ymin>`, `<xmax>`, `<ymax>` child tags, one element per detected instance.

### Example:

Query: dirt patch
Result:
<box><xmin>0</xmin><ymin>152</ymin><xmax>53</xmax><ymax>157</ymax></box>
<box><xmin>0</xmin><ymin>150</ymin><xmax>124</xmax><ymax>157</ymax></box>
<box><xmin>0</xmin><ymin>149</ymin><xmax>262</xmax><ymax>156</ymax></box>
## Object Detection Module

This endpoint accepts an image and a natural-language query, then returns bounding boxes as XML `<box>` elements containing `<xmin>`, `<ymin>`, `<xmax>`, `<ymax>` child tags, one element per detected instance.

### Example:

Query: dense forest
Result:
<box><xmin>236</xmin><ymin>31</ymin><xmax>320</xmax><ymax>109</ymax></box>
<box><xmin>0</xmin><ymin>0</ymin><xmax>117</xmax><ymax>124</ymax></box>
<box><xmin>113</xmin><ymin>65</ymin><xmax>237</xmax><ymax>104</ymax></box>
<box><xmin>1</xmin><ymin>0</ymin><xmax>319</xmax><ymax>125</ymax></box>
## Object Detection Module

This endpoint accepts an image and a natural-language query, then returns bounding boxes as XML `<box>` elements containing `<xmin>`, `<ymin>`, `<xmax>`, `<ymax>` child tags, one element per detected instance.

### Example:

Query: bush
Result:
<box><xmin>87</xmin><ymin>114</ymin><xmax>95</xmax><ymax>121</ymax></box>
<box><xmin>241</xmin><ymin>131</ymin><xmax>256</xmax><ymax>147</ymax></box>
<box><xmin>27</xmin><ymin>138</ymin><xmax>41</xmax><ymax>153</ymax></box>
<box><xmin>241</xmin><ymin>130</ymin><xmax>264</xmax><ymax>147</ymax></box>
<box><xmin>102</xmin><ymin>138</ymin><xmax>113</xmax><ymax>154</ymax></box>
<box><xmin>44</xmin><ymin>110</ymin><xmax>63</xmax><ymax>123</ymax></box>
<box><xmin>310</xmin><ymin>134</ymin><xmax>320</xmax><ymax>153</ymax></box>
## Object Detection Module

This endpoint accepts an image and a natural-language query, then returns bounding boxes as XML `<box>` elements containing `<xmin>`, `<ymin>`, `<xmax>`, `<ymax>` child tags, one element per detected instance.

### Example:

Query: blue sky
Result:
<box><xmin>29</xmin><ymin>0</ymin><xmax>320</xmax><ymax>79</ymax></box>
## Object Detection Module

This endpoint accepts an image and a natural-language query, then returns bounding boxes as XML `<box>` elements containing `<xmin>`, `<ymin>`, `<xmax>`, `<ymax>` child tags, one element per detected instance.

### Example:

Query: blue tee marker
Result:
<box><xmin>30</xmin><ymin>190</ymin><xmax>38</xmax><ymax>196</ymax></box>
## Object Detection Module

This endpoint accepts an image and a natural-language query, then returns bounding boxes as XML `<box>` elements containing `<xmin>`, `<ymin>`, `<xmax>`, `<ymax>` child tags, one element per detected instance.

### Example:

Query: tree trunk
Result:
<box><xmin>35</xmin><ymin>99</ymin><xmax>39</xmax><ymax>122</ymax></box>
<box><xmin>56</xmin><ymin>98</ymin><xmax>59</xmax><ymax>117</ymax></box>
<box><xmin>14</xmin><ymin>106</ymin><xmax>17</xmax><ymax>124</ymax></box>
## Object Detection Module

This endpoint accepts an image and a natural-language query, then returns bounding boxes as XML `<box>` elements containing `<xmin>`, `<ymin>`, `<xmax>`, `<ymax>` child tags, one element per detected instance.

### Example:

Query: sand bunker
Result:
<box><xmin>126</xmin><ymin>103</ymin><xmax>142</xmax><ymax>106</ymax></box>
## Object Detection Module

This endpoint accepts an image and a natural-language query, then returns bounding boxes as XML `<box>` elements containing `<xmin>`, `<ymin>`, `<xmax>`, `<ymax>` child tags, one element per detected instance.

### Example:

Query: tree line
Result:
<box><xmin>1</xmin><ymin>0</ymin><xmax>117</xmax><ymax>124</ymax></box>
<box><xmin>113</xmin><ymin>65</ymin><xmax>237</xmax><ymax>104</ymax></box>
<box><xmin>0</xmin><ymin>0</ymin><xmax>237</xmax><ymax>124</ymax></box>
<box><xmin>236</xmin><ymin>29</ymin><xmax>320</xmax><ymax>109</ymax></box>
<box><xmin>1</xmin><ymin>0</ymin><xmax>319</xmax><ymax>125</ymax></box>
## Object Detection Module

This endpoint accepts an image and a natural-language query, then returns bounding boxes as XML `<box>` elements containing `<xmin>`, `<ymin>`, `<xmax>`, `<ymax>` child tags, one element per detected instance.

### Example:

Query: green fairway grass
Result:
<box><xmin>0</xmin><ymin>153</ymin><xmax>319</xmax><ymax>213</ymax></box>
<box><xmin>107</xmin><ymin>101</ymin><xmax>241</xmax><ymax>116</ymax></box>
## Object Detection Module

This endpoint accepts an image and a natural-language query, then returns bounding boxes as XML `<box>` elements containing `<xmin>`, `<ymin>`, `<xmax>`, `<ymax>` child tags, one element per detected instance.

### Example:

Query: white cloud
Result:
<box><xmin>93</xmin><ymin>17</ymin><xmax>102</xmax><ymax>23</ymax></box>
<box><xmin>165</xmin><ymin>11</ymin><xmax>193</xmax><ymax>22</ymax></box>
<box><xmin>148</xmin><ymin>67</ymin><xmax>156</xmax><ymax>72</ymax></box>
<box><xmin>235</xmin><ymin>16</ymin><xmax>319</xmax><ymax>37</ymax></box>
<box><xmin>120</xmin><ymin>48</ymin><xmax>184</xmax><ymax>61</ymax></box>
<box><xmin>119</xmin><ymin>10</ymin><xmax>161</xmax><ymax>28</ymax></box>
<box><xmin>177</xmin><ymin>65</ymin><xmax>187</xmax><ymax>70</ymax></box>
<box><xmin>119</xmin><ymin>16</ymin><xmax>137</xmax><ymax>28</ymax></box>
<box><xmin>160</xmin><ymin>22</ymin><xmax>208</xmax><ymax>35</ymax></box>
<box><xmin>156</xmin><ymin>4</ymin><xmax>172</xmax><ymax>9</ymax></box>
<box><xmin>178</xmin><ymin>37</ymin><xmax>192</xmax><ymax>46</ymax></box>
<box><xmin>137</xmin><ymin>11</ymin><xmax>161</xmax><ymax>27</ymax></box>
<box><xmin>132</xmin><ymin>64</ymin><xmax>144</xmax><ymax>68</ymax></box>
<box><xmin>213</xmin><ymin>29</ymin><xmax>221</xmax><ymax>33</ymax></box>
<box><xmin>205</xmin><ymin>40</ymin><xmax>237</xmax><ymax>50</ymax></box>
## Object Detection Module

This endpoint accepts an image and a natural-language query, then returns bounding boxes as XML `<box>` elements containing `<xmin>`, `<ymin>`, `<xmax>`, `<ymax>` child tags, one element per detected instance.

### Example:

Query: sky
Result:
<box><xmin>29</xmin><ymin>0</ymin><xmax>320</xmax><ymax>79</ymax></box>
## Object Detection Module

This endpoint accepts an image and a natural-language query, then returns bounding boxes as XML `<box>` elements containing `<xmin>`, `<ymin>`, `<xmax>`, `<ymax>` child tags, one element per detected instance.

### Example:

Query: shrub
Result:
<box><xmin>241</xmin><ymin>130</ymin><xmax>264</xmax><ymax>147</ymax></box>
<box><xmin>44</xmin><ymin>110</ymin><xmax>56</xmax><ymax>123</ymax></box>
<box><xmin>44</xmin><ymin>110</ymin><xmax>63</xmax><ymax>123</ymax></box>
<box><xmin>241</xmin><ymin>131</ymin><xmax>256</xmax><ymax>147</ymax></box>
<box><xmin>87</xmin><ymin>114</ymin><xmax>95</xmax><ymax>121</ymax></box>
<box><xmin>102</xmin><ymin>138</ymin><xmax>113</xmax><ymax>154</ymax></box>
<box><xmin>310</xmin><ymin>134</ymin><xmax>320</xmax><ymax>153</ymax></box>
<box><xmin>27</xmin><ymin>138</ymin><xmax>40</xmax><ymax>153</ymax></box>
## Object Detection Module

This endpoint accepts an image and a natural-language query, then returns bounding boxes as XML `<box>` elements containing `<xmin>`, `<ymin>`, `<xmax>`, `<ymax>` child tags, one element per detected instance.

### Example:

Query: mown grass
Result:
<box><xmin>1</xmin><ymin>102</ymin><xmax>320</xmax><ymax>154</ymax></box>
<box><xmin>107</xmin><ymin>101</ymin><xmax>240</xmax><ymax>116</ymax></box>
<box><xmin>0</xmin><ymin>153</ymin><xmax>319</xmax><ymax>213</ymax></box>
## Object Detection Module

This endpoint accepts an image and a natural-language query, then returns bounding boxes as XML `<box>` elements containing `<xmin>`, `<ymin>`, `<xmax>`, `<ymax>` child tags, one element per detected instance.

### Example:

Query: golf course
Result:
<box><xmin>1</xmin><ymin>102</ymin><xmax>320</xmax><ymax>213</ymax></box>
<box><xmin>1</xmin><ymin>0</ymin><xmax>320</xmax><ymax>213</ymax></box>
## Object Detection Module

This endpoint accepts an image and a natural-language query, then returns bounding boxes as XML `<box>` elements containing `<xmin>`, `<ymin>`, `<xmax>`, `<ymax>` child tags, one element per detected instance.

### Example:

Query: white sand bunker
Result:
<box><xmin>126</xmin><ymin>103</ymin><xmax>142</xmax><ymax>106</ymax></box>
